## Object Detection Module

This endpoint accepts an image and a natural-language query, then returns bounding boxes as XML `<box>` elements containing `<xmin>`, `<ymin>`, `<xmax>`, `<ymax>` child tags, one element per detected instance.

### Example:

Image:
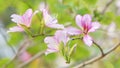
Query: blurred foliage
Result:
<box><xmin>0</xmin><ymin>0</ymin><xmax>120</xmax><ymax>68</ymax></box>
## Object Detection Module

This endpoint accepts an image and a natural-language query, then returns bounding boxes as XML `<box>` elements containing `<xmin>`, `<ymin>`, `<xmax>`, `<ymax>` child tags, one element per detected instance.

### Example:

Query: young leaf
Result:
<box><xmin>69</xmin><ymin>44</ymin><xmax>77</xmax><ymax>57</ymax></box>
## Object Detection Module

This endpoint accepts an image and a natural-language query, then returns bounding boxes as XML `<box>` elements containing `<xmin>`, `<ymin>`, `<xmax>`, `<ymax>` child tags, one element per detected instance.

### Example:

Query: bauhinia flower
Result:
<box><xmin>64</xmin><ymin>14</ymin><xmax>101</xmax><ymax>46</ymax></box>
<box><xmin>7</xmin><ymin>9</ymin><xmax>37</xmax><ymax>33</ymax></box>
<box><xmin>44</xmin><ymin>30</ymin><xmax>69</xmax><ymax>55</ymax></box>
<box><xmin>42</xmin><ymin>9</ymin><xmax>64</xmax><ymax>29</ymax></box>
<box><xmin>39</xmin><ymin>2</ymin><xmax>64</xmax><ymax>29</ymax></box>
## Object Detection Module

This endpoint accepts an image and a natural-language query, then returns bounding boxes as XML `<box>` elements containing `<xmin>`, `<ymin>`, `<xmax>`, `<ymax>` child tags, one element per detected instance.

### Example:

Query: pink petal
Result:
<box><xmin>23</xmin><ymin>9</ymin><xmax>33</xmax><ymax>18</ymax></box>
<box><xmin>55</xmin><ymin>30</ymin><xmax>69</xmax><ymax>45</ymax></box>
<box><xmin>43</xmin><ymin>9</ymin><xmax>55</xmax><ymax>24</ymax></box>
<box><xmin>11</xmin><ymin>14</ymin><xmax>22</xmax><ymax>24</ymax></box>
<box><xmin>44</xmin><ymin>37</ymin><xmax>59</xmax><ymax>45</ymax></box>
<box><xmin>64</xmin><ymin>27</ymin><xmax>81</xmax><ymax>35</ymax></box>
<box><xmin>43</xmin><ymin>9</ymin><xmax>64</xmax><ymax>29</ymax></box>
<box><xmin>75</xmin><ymin>15</ymin><xmax>83</xmax><ymax>29</ymax></box>
<box><xmin>46</xmin><ymin>23</ymin><xmax>64</xmax><ymax>29</ymax></box>
<box><xmin>7</xmin><ymin>26</ymin><xmax>24</xmax><ymax>33</ymax></box>
<box><xmin>45</xmin><ymin>48</ymin><xmax>58</xmax><ymax>55</ymax></box>
<box><xmin>88</xmin><ymin>22</ymin><xmax>101</xmax><ymax>32</ymax></box>
<box><xmin>83</xmin><ymin>35</ymin><xmax>93</xmax><ymax>46</ymax></box>
<box><xmin>44</xmin><ymin>37</ymin><xmax>59</xmax><ymax>55</ymax></box>
<box><xmin>44</xmin><ymin>37</ymin><xmax>59</xmax><ymax>50</ymax></box>
<box><xmin>22</xmin><ymin>9</ymin><xmax>33</xmax><ymax>27</ymax></box>
<box><xmin>82</xmin><ymin>14</ymin><xmax>92</xmax><ymax>28</ymax></box>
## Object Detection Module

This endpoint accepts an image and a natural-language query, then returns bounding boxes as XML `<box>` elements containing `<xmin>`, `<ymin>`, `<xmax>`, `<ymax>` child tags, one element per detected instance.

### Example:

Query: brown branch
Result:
<box><xmin>18</xmin><ymin>50</ymin><xmax>45</xmax><ymax>68</ymax></box>
<box><xmin>72</xmin><ymin>38</ymin><xmax>104</xmax><ymax>56</ymax></box>
<box><xmin>93</xmin><ymin>41</ymin><xmax>104</xmax><ymax>56</ymax></box>
<box><xmin>101</xmin><ymin>0</ymin><xmax>115</xmax><ymax>14</ymax></box>
<box><xmin>74</xmin><ymin>42</ymin><xmax>120</xmax><ymax>68</ymax></box>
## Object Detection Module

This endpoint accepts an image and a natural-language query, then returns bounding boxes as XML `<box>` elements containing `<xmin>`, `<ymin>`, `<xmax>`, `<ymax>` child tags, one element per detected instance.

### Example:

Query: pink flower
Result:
<box><xmin>44</xmin><ymin>30</ymin><xmax>69</xmax><ymax>55</ymax></box>
<box><xmin>7</xmin><ymin>9</ymin><xmax>37</xmax><ymax>33</ymax></box>
<box><xmin>38</xmin><ymin>2</ymin><xmax>64</xmax><ymax>29</ymax></box>
<box><xmin>65</xmin><ymin>14</ymin><xmax>100</xmax><ymax>46</ymax></box>
<box><xmin>42</xmin><ymin>9</ymin><xmax>64</xmax><ymax>29</ymax></box>
<box><xmin>19</xmin><ymin>51</ymin><xmax>31</xmax><ymax>62</ymax></box>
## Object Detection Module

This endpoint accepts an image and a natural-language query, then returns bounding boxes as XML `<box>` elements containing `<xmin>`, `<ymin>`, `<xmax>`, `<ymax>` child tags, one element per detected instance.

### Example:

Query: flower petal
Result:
<box><xmin>64</xmin><ymin>27</ymin><xmax>81</xmax><ymax>35</ymax></box>
<box><xmin>45</xmin><ymin>48</ymin><xmax>58</xmax><ymax>55</ymax></box>
<box><xmin>22</xmin><ymin>9</ymin><xmax>33</xmax><ymax>27</ymax></box>
<box><xmin>43</xmin><ymin>9</ymin><xmax>64</xmax><ymax>29</ymax></box>
<box><xmin>43</xmin><ymin>9</ymin><xmax>56</xmax><ymax>24</ymax></box>
<box><xmin>11</xmin><ymin>14</ymin><xmax>22</xmax><ymax>24</ymax></box>
<box><xmin>44</xmin><ymin>37</ymin><xmax>58</xmax><ymax>45</ymax></box>
<box><xmin>44</xmin><ymin>37</ymin><xmax>59</xmax><ymax>55</ymax></box>
<box><xmin>46</xmin><ymin>23</ymin><xmax>64</xmax><ymax>29</ymax></box>
<box><xmin>88</xmin><ymin>22</ymin><xmax>101</xmax><ymax>32</ymax></box>
<box><xmin>7</xmin><ymin>26</ymin><xmax>24</xmax><ymax>33</ymax></box>
<box><xmin>82</xmin><ymin>14</ymin><xmax>92</xmax><ymax>28</ymax></box>
<box><xmin>55</xmin><ymin>30</ymin><xmax>69</xmax><ymax>45</ymax></box>
<box><xmin>75</xmin><ymin>15</ymin><xmax>83</xmax><ymax>28</ymax></box>
<box><xmin>83</xmin><ymin>35</ymin><xmax>93</xmax><ymax>46</ymax></box>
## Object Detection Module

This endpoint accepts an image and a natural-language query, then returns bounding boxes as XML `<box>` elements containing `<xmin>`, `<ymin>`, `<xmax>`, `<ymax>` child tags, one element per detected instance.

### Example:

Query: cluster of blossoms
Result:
<box><xmin>8</xmin><ymin>6</ymin><xmax>100</xmax><ymax>62</ymax></box>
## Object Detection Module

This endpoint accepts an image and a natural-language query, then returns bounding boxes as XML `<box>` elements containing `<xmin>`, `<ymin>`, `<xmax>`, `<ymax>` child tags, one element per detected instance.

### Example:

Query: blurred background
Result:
<box><xmin>0</xmin><ymin>0</ymin><xmax>120</xmax><ymax>68</ymax></box>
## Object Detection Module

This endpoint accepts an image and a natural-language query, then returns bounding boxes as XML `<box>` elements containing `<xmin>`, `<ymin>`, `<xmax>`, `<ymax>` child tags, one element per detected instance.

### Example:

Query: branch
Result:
<box><xmin>2</xmin><ymin>39</ymin><xmax>31</xmax><ymax>68</ymax></box>
<box><xmin>18</xmin><ymin>51</ymin><xmax>45</xmax><ymax>68</ymax></box>
<box><xmin>101</xmin><ymin>0</ymin><xmax>115</xmax><ymax>14</ymax></box>
<box><xmin>32</xmin><ymin>34</ymin><xmax>53</xmax><ymax>38</ymax></box>
<box><xmin>74</xmin><ymin>42</ymin><xmax>120</xmax><ymax>68</ymax></box>
<box><xmin>72</xmin><ymin>38</ymin><xmax>104</xmax><ymax>56</ymax></box>
<box><xmin>93</xmin><ymin>41</ymin><xmax>104</xmax><ymax>56</ymax></box>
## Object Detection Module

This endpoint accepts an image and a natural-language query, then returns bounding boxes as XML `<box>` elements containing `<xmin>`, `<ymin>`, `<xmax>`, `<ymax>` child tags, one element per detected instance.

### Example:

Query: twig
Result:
<box><xmin>101</xmin><ymin>0</ymin><xmax>115</xmax><ymax>14</ymax></box>
<box><xmin>32</xmin><ymin>34</ymin><xmax>53</xmax><ymax>38</ymax></box>
<box><xmin>2</xmin><ymin>39</ymin><xmax>31</xmax><ymax>68</ymax></box>
<box><xmin>93</xmin><ymin>41</ymin><xmax>104</xmax><ymax>56</ymax></box>
<box><xmin>74</xmin><ymin>42</ymin><xmax>120</xmax><ymax>68</ymax></box>
<box><xmin>72</xmin><ymin>38</ymin><xmax>104</xmax><ymax>56</ymax></box>
<box><xmin>18</xmin><ymin>51</ymin><xmax>45</xmax><ymax>68</ymax></box>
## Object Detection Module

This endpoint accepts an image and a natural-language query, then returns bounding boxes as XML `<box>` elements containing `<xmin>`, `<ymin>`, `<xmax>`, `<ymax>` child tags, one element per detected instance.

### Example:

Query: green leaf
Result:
<box><xmin>59</xmin><ymin>42</ymin><xmax>65</xmax><ymax>56</ymax></box>
<box><xmin>68</xmin><ymin>44</ymin><xmax>77</xmax><ymax>57</ymax></box>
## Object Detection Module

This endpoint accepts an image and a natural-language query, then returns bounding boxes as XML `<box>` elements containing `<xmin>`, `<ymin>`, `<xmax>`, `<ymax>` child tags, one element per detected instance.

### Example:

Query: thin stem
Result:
<box><xmin>101</xmin><ymin>0</ymin><xmax>115</xmax><ymax>14</ymax></box>
<box><xmin>73</xmin><ymin>42</ymin><xmax>120</xmax><ymax>68</ymax></box>
<box><xmin>93</xmin><ymin>41</ymin><xmax>104</xmax><ymax>56</ymax></box>
<box><xmin>32</xmin><ymin>34</ymin><xmax>53</xmax><ymax>38</ymax></box>
<box><xmin>3</xmin><ymin>39</ymin><xmax>30</xmax><ymax>68</ymax></box>
<box><xmin>72</xmin><ymin>37</ymin><xmax>104</xmax><ymax>56</ymax></box>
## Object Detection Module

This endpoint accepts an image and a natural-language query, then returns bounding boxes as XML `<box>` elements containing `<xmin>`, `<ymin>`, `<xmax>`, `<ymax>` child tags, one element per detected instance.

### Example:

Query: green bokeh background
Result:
<box><xmin>0</xmin><ymin>0</ymin><xmax>120</xmax><ymax>68</ymax></box>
